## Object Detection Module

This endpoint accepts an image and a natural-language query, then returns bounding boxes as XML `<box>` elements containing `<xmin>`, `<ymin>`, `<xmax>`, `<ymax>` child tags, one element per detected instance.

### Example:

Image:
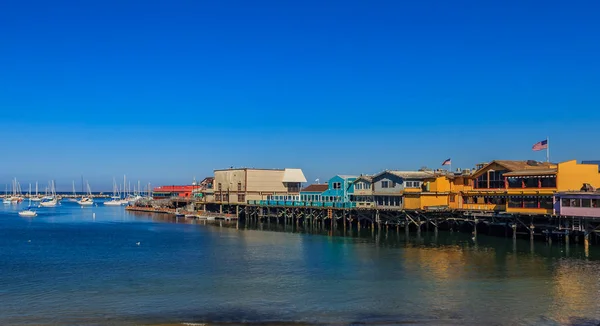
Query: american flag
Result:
<box><xmin>442</xmin><ymin>158</ymin><xmax>451</xmax><ymax>166</ymax></box>
<box><xmin>532</xmin><ymin>139</ymin><xmax>548</xmax><ymax>151</ymax></box>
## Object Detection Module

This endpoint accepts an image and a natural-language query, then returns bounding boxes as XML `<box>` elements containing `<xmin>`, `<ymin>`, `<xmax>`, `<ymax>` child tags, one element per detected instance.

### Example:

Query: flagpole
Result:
<box><xmin>547</xmin><ymin>136</ymin><xmax>550</xmax><ymax>163</ymax></box>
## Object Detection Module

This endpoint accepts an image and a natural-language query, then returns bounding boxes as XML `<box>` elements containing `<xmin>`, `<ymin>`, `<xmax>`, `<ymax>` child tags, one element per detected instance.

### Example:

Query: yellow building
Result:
<box><xmin>461</xmin><ymin>160</ymin><xmax>600</xmax><ymax>214</ymax></box>
<box><xmin>213</xmin><ymin>168</ymin><xmax>307</xmax><ymax>204</ymax></box>
<box><xmin>402</xmin><ymin>170</ymin><xmax>474</xmax><ymax>210</ymax></box>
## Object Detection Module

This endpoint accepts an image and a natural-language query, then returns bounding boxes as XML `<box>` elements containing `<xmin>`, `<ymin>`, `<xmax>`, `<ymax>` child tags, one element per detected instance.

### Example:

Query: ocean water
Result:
<box><xmin>1</xmin><ymin>201</ymin><xmax>599</xmax><ymax>325</ymax></box>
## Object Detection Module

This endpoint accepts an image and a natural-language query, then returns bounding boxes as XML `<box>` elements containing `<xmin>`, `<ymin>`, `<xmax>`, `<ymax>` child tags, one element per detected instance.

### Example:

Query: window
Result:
<box><xmin>524</xmin><ymin>178</ymin><xmax>539</xmax><ymax>188</ymax></box>
<box><xmin>215</xmin><ymin>194</ymin><xmax>222</xmax><ymax>202</ymax></box>
<box><xmin>582</xmin><ymin>199</ymin><xmax>592</xmax><ymax>208</ymax></box>
<box><xmin>333</xmin><ymin>182</ymin><xmax>341</xmax><ymax>190</ymax></box>
<box><xmin>449</xmin><ymin>195</ymin><xmax>455</xmax><ymax>203</ymax></box>
<box><xmin>237</xmin><ymin>182</ymin><xmax>242</xmax><ymax>191</ymax></box>
<box><xmin>541</xmin><ymin>177</ymin><xmax>557</xmax><ymax>188</ymax></box>
<box><xmin>223</xmin><ymin>194</ymin><xmax>229</xmax><ymax>202</ymax></box>
<box><xmin>593</xmin><ymin>199</ymin><xmax>600</xmax><ymax>208</ymax></box>
<box><xmin>489</xmin><ymin>170</ymin><xmax>507</xmax><ymax>188</ymax></box>
<box><xmin>508</xmin><ymin>178</ymin><xmax>522</xmax><ymax>188</ymax></box>
<box><xmin>238</xmin><ymin>194</ymin><xmax>246</xmax><ymax>203</ymax></box>
<box><xmin>539</xmin><ymin>196</ymin><xmax>553</xmax><ymax>209</ymax></box>
<box><xmin>524</xmin><ymin>196</ymin><xmax>537</xmax><ymax>208</ymax></box>
<box><xmin>508</xmin><ymin>196</ymin><xmax>523</xmax><ymax>208</ymax></box>
<box><xmin>218</xmin><ymin>183</ymin><xmax>222</xmax><ymax>191</ymax></box>
<box><xmin>405</xmin><ymin>181</ymin><xmax>413</xmax><ymax>188</ymax></box>
<box><xmin>381</xmin><ymin>181</ymin><xmax>389</xmax><ymax>188</ymax></box>
<box><xmin>476</xmin><ymin>174</ymin><xmax>488</xmax><ymax>189</ymax></box>
<box><xmin>570</xmin><ymin>199</ymin><xmax>580</xmax><ymax>207</ymax></box>
<box><xmin>562</xmin><ymin>198</ymin><xmax>570</xmax><ymax>207</ymax></box>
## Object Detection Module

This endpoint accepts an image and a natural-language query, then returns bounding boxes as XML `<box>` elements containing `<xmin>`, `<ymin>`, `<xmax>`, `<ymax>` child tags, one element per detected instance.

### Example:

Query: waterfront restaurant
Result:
<box><xmin>462</xmin><ymin>160</ymin><xmax>600</xmax><ymax>214</ymax></box>
<box><xmin>152</xmin><ymin>185</ymin><xmax>197</xmax><ymax>200</ymax></box>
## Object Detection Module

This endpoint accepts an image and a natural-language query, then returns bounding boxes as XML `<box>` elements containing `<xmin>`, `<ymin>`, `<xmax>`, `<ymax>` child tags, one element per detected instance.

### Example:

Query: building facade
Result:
<box><xmin>213</xmin><ymin>168</ymin><xmax>307</xmax><ymax>204</ymax></box>
<box><xmin>461</xmin><ymin>160</ymin><xmax>600</xmax><ymax>214</ymax></box>
<box><xmin>351</xmin><ymin>176</ymin><xmax>374</xmax><ymax>207</ymax></box>
<box><xmin>372</xmin><ymin>171</ymin><xmax>434</xmax><ymax>209</ymax></box>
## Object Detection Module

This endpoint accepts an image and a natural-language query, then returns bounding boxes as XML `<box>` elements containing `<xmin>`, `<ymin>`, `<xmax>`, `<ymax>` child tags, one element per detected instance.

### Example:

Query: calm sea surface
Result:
<box><xmin>1</xmin><ymin>201</ymin><xmax>599</xmax><ymax>325</ymax></box>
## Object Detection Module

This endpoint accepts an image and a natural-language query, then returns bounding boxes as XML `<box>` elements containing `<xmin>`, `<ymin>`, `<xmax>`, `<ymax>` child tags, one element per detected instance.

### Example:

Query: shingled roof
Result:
<box><xmin>473</xmin><ymin>160</ymin><xmax>558</xmax><ymax>177</ymax></box>
<box><xmin>301</xmin><ymin>184</ymin><xmax>329</xmax><ymax>192</ymax></box>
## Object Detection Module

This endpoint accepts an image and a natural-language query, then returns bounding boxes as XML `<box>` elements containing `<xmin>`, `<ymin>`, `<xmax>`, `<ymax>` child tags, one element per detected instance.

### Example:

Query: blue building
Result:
<box><xmin>319</xmin><ymin>175</ymin><xmax>358</xmax><ymax>207</ymax></box>
<box><xmin>300</xmin><ymin>184</ymin><xmax>329</xmax><ymax>206</ymax></box>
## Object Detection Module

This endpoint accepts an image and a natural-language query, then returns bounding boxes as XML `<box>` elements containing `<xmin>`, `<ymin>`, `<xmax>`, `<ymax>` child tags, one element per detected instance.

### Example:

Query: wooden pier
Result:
<box><xmin>193</xmin><ymin>203</ymin><xmax>600</xmax><ymax>247</ymax></box>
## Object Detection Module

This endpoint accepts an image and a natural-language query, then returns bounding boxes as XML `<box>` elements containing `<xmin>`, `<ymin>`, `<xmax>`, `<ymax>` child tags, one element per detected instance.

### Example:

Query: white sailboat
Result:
<box><xmin>19</xmin><ymin>187</ymin><xmax>37</xmax><ymax>217</ymax></box>
<box><xmin>3</xmin><ymin>184</ymin><xmax>11</xmax><ymax>205</ymax></box>
<box><xmin>77</xmin><ymin>181</ymin><xmax>94</xmax><ymax>206</ymax></box>
<box><xmin>39</xmin><ymin>181</ymin><xmax>58</xmax><ymax>207</ymax></box>
<box><xmin>104</xmin><ymin>178</ymin><xmax>123</xmax><ymax>206</ymax></box>
<box><xmin>7</xmin><ymin>179</ymin><xmax>24</xmax><ymax>204</ymax></box>
<box><xmin>30</xmin><ymin>182</ymin><xmax>42</xmax><ymax>202</ymax></box>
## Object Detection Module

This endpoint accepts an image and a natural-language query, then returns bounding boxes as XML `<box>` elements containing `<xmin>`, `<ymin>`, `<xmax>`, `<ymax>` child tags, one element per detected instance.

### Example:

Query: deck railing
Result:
<box><xmin>247</xmin><ymin>200</ymin><xmax>356</xmax><ymax>208</ymax></box>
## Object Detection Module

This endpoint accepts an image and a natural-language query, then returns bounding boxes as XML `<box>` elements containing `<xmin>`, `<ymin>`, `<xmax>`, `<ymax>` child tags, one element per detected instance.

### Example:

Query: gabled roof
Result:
<box><xmin>283</xmin><ymin>168</ymin><xmax>307</xmax><ymax>183</ymax></box>
<box><xmin>353</xmin><ymin>175</ymin><xmax>373</xmax><ymax>183</ymax></box>
<box><xmin>472</xmin><ymin>160</ymin><xmax>557</xmax><ymax>177</ymax></box>
<box><xmin>336</xmin><ymin>175</ymin><xmax>358</xmax><ymax>180</ymax></box>
<box><xmin>301</xmin><ymin>184</ymin><xmax>329</xmax><ymax>192</ymax></box>
<box><xmin>374</xmin><ymin>170</ymin><xmax>436</xmax><ymax>180</ymax></box>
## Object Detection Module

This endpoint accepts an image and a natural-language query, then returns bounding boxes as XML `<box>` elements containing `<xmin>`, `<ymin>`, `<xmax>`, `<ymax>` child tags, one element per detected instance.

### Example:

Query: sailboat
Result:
<box><xmin>19</xmin><ymin>187</ymin><xmax>37</xmax><ymax>217</ymax></box>
<box><xmin>104</xmin><ymin>178</ymin><xmax>123</xmax><ymax>206</ymax></box>
<box><xmin>77</xmin><ymin>180</ymin><xmax>94</xmax><ymax>206</ymax></box>
<box><xmin>3</xmin><ymin>184</ymin><xmax>11</xmax><ymax>205</ymax></box>
<box><xmin>8</xmin><ymin>179</ymin><xmax>24</xmax><ymax>203</ymax></box>
<box><xmin>65</xmin><ymin>181</ymin><xmax>77</xmax><ymax>202</ymax></box>
<box><xmin>30</xmin><ymin>182</ymin><xmax>42</xmax><ymax>202</ymax></box>
<box><xmin>39</xmin><ymin>181</ymin><xmax>58</xmax><ymax>207</ymax></box>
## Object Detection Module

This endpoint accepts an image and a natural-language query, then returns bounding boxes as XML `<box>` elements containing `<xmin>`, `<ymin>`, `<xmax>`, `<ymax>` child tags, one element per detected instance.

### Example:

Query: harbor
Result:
<box><xmin>124</xmin><ymin>159</ymin><xmax>600</xmax><ymax>248</ymax></box>
<box><xmin>1</xmin><ymin>201</ymin><xmax>599</xmax><ymax>325</ymax></box>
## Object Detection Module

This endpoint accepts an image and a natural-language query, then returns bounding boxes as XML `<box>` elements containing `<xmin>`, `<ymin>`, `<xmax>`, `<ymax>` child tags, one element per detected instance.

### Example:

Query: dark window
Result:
<box><xmin>562</xmin><ymin>198</ymin><xmax>570</xmax><ymax>207</ymax></box>
<box><xmin>508</xmin><ymin>196</ymin><xmax>523</xmax><ymax>208</ymax></box>
<box><xmin>223</xmin><ymin>194</ymin><xmax>229</xmax><ymax>202</ymax></box>
<box><xmin>508</xmin><ymin>178</ymin><xmax>522</xmax><ymax>188</ymax></box>
<box><xmin>463</xmin><ymin>178</ymin><xmax>470</xmax><ymax>186</ymax></box>
<box><xmin>524</xmin><ymin>178</ymin><xmax>539</xmax><ymax>188</ymax></box>
<box><xmin>582</xmin><ymin>199</ymin><xmax>592</xmax><ymax>208</ymax></box>
<box><xmin>540</xmin><ymin>196</ymin><xmax>553</xmax><ymax>209</ymax></box>
<box><xmin>541</xmin><ymin>177</ymin><xmax>556</xmax><ymax>188</ymax></box>
<box><xmin>524</xmin><ymin>197</ymin><xmax>538</xmax><ymax>208</ymax></box>
<box><xmin>381</xmin><ymin>181</ymin><xmax>389</xmax><ymax>188</ymax></box>
<box><xmin>489</xmin><ymin>170</ymin><xmax>507</xmax><ymax>188</ymax></box>
<box><xmin>333</xmin><ymin>182</ymin><xmax>341</xmax><ymax>190</ymax></box>
<box><xmin>476</xmin><ymin>174</ymin><xmax>488</xmax><ymax>189</ymax></box>
<box><xmin>238</xmin><ymin>194</ymin><xmax>246</xmax><ymax>203</ymax></box>
<box><xmin>218</xmin><ymin>183</ymin><xmax>222</xmax><ymax>191</ymax></box>
<box><xmin>215</xmin><ymin>194</ymin><xmax>222</xmax><ymax>202</ymax></box>
<box><xmin>570</xmin><ymin>199</ymin><xmax>580</xmax><ymax>207</ymax></box>
<box><xmin>450</xmin><ymin>195</ymin><xmax>455</xmax><ymax>203</ymax></box>
<box><xmin>237</xmin><ymin>183</ymin><xmax>242</xmax><ymax>191</ymax></box>
<box><xmin>593</xmin><ymin>199</ymin><xmax>600</xmax><ymax>208</ymax></box>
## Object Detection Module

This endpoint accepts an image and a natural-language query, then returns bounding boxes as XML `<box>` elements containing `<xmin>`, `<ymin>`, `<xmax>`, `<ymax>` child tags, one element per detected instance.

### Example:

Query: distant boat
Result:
<box><xmin>19</xmin><ymin>195</ymin><xmax>37</xmax><ymax>217</ymax></box>
<box><xmin>18</xmin><ymin>207</ymin><xmax>37</xmax><ymax>217</ymax></box>
<box><xmin>30</xmin><ymin>182</ymin><xmax>42</xmax><ymax>202</ymax></box>
<box><xmin>77</xmin><ymin>180</ymin><xmax>94</xmax><ymax>206</ymax></box>
<box><xmin>39</xmin><ymin>181</ymin><xmax>58</xmax><ymax>207</ymax></box>
<box><xmin>3</xmin><ymin>184</ymin><xmax>11</xmax><ymax>205</ymax></box>
<box><xmin>104</xmin><ymin>178</ymin><xmax>123</xmax><ymax>206</ymax></box>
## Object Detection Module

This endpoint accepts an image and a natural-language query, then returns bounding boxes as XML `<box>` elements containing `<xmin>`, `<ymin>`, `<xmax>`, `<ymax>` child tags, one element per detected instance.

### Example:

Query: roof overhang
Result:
<box><xmin>283</xmin><ymin>168</ymin><xmax>307</xmax><ymax>183</ymax></box>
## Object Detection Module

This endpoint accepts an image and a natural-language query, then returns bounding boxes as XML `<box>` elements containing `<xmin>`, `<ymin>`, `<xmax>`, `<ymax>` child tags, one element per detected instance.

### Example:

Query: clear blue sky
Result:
<box><xmin>1</xmin><ymin>0</ymin><xmax>599</xmax><ymax>191</ymax></box>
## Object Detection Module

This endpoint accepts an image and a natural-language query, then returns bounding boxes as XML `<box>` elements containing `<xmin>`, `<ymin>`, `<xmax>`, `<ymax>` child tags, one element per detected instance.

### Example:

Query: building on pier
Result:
<box><xmin>462</xmin><ymin>160</ymin><xmax>600</xmax><ymax>214</ymax></box>
<box><xmin>372</xmin><ymin>170</ymin><xmax>434</xmax><ymax>209</ymax></box>
<box><xmin>350</xmin><ymin>175</ymin><xmax>374</xmax><ymax>208</ymax></box>
<box><xmin>299</xmin><ymin>184</ymin><xmax>328</xmax><ymax>204</ymax></box>
<box><xmin>318</xmin><ymin>175</ymin><xmax>357</xmax><ymax>207</ymax></box>
<box><xmin>152</xmin><ymin>185</ymin><xmax>197</xmax><ymax>199</ymax></box>
<box><xmin>213</xmin><ymin>167</ymin><xmax>307</xmax><ymax>204</ymax></box>
<box><xmin>555</xmin><ymin>188</ymin><xmax>600</xmax><ymax>218</ymax></box>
